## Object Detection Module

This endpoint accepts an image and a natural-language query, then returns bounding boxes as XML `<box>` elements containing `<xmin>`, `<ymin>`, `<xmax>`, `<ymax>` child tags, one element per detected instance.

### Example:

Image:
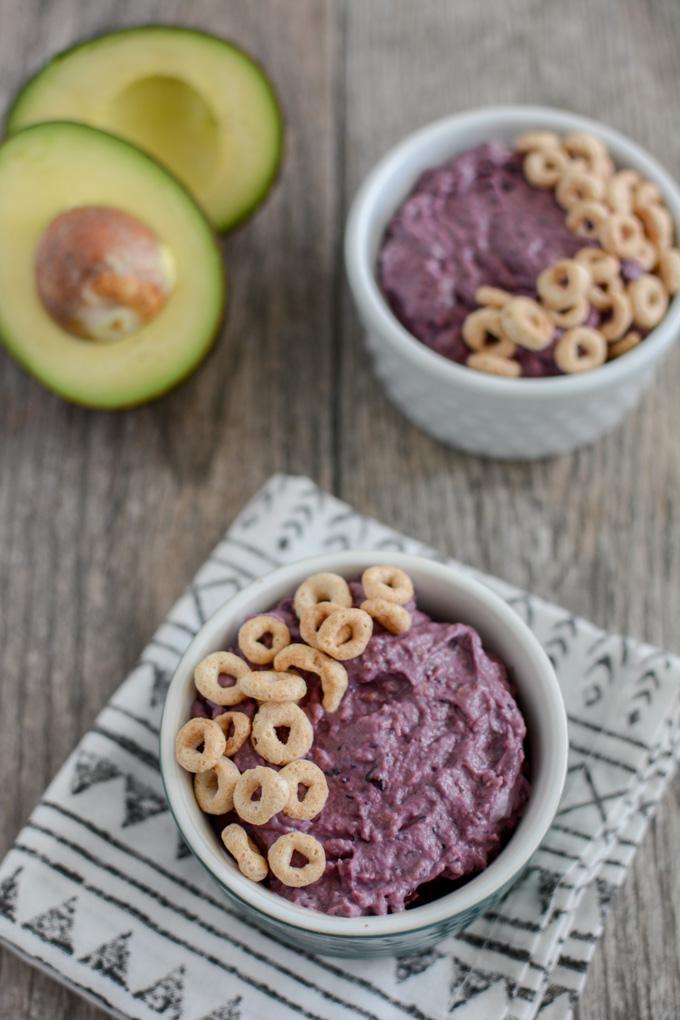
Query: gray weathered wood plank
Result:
<box><xmin>1</xmin><ymin>0</ymin><xmax>679</xmax><ymax>1017</ymax></box>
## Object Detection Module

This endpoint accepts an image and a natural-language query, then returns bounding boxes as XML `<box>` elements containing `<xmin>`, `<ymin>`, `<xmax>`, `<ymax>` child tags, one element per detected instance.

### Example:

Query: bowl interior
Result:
<box><xmin>346</xmin><ymin>105</ymin><xmax>680</xmax><ymax>394</ymax></box>
<box><xmin>160</xmin><ymin>551</ymin><xmax>568</xmax><ymax>937</ymax></box>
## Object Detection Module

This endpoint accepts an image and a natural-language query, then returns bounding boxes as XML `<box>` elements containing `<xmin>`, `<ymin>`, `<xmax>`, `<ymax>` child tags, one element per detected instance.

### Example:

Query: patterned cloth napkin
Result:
<box><xmin>1</xmin><ymin>474</ymin><xmax>678</xmax><ymax>1020</ymax></box>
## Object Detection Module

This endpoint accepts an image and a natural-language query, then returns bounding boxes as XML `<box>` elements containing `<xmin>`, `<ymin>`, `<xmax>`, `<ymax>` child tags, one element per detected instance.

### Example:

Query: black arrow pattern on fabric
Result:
<box><xmin>395</xmin><ymin>946</ymin><xmax>444</xmax><ymax>982</ymax></box>
<box><xmin>539</xmin><ymin>983</ymin><xmax>577</xmax><ymax>1011</ymax></box>
<box><xmin>175</xmin><ymin>834</ymin><xmax>192</xmax><ymax>860</ymax></box>
<box><xmin>79</xmin><ymin>930</ymin><xmax>132</xmax><ymax>987</ymax></box>
<box><xmin>0</xmin><ymin>866</ymin><xmax>22</xmax><ymax>922</ymax></box>
<box><xmin>197</xmin><ymin>998</ymin><xmax>242</xmax><ymax>1020</ymax></box>
<box><xmin>449</xmin><ymin>958</ymin><xmax>494</xmax><ymax>1011</ymax></box>
<box><xmin>595</xmin><ymin>877</ymin><xmax>613</xmax><ymax>922</ymax></box>
<box><xmin>133</xmin><ymin>964</ymin><xmax>185</xmax><ymax>1019</ymax></box>
<box><xmin>537</xmin><ymin>867</ymin><xmax>562</xmax><ymax>914</ymax></box>
<box><xmin>71</xmin><ymin>750</ymin><xmax>121</xmax><ymax>795</ymax></box>
<box><xmin>123</xmin><ymin>774</ymin><xmax>168</xmax><ymax>827</ymax></box>
<box><xmin>23</xmin><ymin>895</ymin><xmax>77</xmax><ymax>954</ymax></box>
<box><xmin>149</xmin><ymin>664</ymin><xmax>172</xmax><ymax>709</ymax></box>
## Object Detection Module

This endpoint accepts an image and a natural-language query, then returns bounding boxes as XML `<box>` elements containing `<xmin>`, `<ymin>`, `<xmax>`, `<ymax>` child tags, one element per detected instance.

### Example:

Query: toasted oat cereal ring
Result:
<box><xmin>500</xmin><ymin>297</ymin><xmax>553</xmax><ymax>351</ymax></box>
<box><xmin>362</xmin><ymin>565</ymin><xmax>414</xmax><ymax>605</ymax></box>
<box><xmin>280</xmin><ymin>760</ymin><xmax>329</xmax><ymax>820</ymax></box>
<box><xmin>537</xmin><ymin>259</ymin><xmax>591</xmax><ymax>310</ymax></box>
<box><xmin>316</xmin><ymin>607</ymin><xmax>373</xmax><ymax>661</ymax></box>
<box><xmin>523</xmin><ymin>147</ymin><xmax>568</xmax><ymax>188</ymax></box>
<box><xmin>194</xmin><ymin>757</ymin><xmax>240</xmax><ymax>814</ymax></box>
<box><xmin>565</xmin><ymin>201</ymin><xmax>609</xmax><ymax>239</ymax></box>
<box><xmin>515</xmin><ymin>131</ymin><xmax>561</xmax><ymax>153</ymax></box>
<box><xmin>563</xmin><ymin>133</ymin><xmax>613</xmax><ymax>178</ymax></box>
<box><xmin>214</xmin><ymin>711</ymin><xmax>252</xmax><ymax>757</ymax></box>
<box><xmin>251</xmin><ymin>702</ymin><xmax>314</xmax><ymax>766</ymax></box>
<box><xmin>361</xmin><ymin>598</ymin><xmax>412</xmax><ymax>636</ymax></box>
<box><xmin>474</xmin><ymin>285</ymin><xmax>513</xmax><ymax>308</ymax></box>
<box><xmin>634</xmin><ymin>180</ymin><xmax>662</xmax><ymax>212</ymax></box>
<box><xmin>462</xmin><ymin>308</ymin><xmax>516</xmax><ymax>357</ymax></box>
<box><xmin>628</xmin><ymin>274</ymin><xmax>669</xmax><ymax>329</ymax></box>
<box><xmin>299</xmin><ymin>601</ymin><xmax>343</xmax><ymax>648</ymax></box>
<box><xmin>575</xmin><ymin>247</ymin><xmax>620</xmax><ymax>281</ymax></box>
<box><xmin>638</xmin><ymin>203</ymin><xmax>674</xmax><ymax>251</ymax></box>
<box><xmin>293</xmin><ymin>572</ymin><xmax>352</xmax><ymax>619</ymax></box>
<box><xmin>554</xmin><ymin>327</ymin><xmax>607</xmax><ymax>374</ymax></box>
<box><xmin>233</xmin><ymin>765</ymin><xmax>289</xmax><ymax>824</ymax></box>
<box><xmin>194</xmin><ymin>651</ymin><xmax>248</xmax><ymax>707</ymax></box>
<box><xmin>562</xmin><ymin>158</ymin><xmax>587</xmax><ymax>176</ymax></box>
<box><xmin>461</xmin><ymin>308</ymin><xmax>505</xmax><ymax>350</ymax></box>
<box><xmin>633</xmin><ymin>240</ymin><xmax>658</xmax><ymax>272</ymax></box>
<box><xmin>467</xmin><ymin>352</ymin><xmax>521</xmax><ymax>377</ymax></box>
<box><xmin>548</xmin><ymin>298</ymin><xmax>590</xmax><ymax>328</ymax></box>
<box><xmin>606</xmin><ymin>170</ymin><xmax>640</xmax><ymax>213</ymax></box>
<box><xmin>595</xmin><ymin>154</ymin><xmax>615</xmax><ymax>179</ymax></box>
<box><xmin>239</xmin><ymin>670</ymin><xmax>307</xmax><ymax>703</ymax></box>
<box><xmin>268</xmin><ymin>832</ymin><xmax>326</xmax><ymax>888</ymax></box>
<box><xmin>589</xmin><ymin>277</ymin><xmax>624</xmax><ymax>311</ymax></box>
<box><xmin>659</xmin><ymin>249</ymin><xmax>680</xmax><ymax>294</ymax></box>
<box><xmin>555</xmin><ymin>168</ymin><xmax>604</xmax><ymax>209</ymax></box>
<box><xmin>221</xmin><ymin>823</ymin><xmax>268</xmax><ymax>882</ymax></box>
<box><xmin>599</xmin><ymin>213</ymin><xmax>644</xmax><ymax>259</ymax></box>
<box><xmin>598</xmin><ymin>290</ymin><xmax>633</xmax><ymax>341</ymax></box>
<box><xmin>608</xmin><ymin>331</ymin><xmax>641</xmax><ymax>360</ymax></box>
<box><xmin>238</xmin><ymin>615</ymin><xmax>291</xmax><ymax>666</ymax></box>
<box><xmin>175</xmin><ymin>717</ymin><xmax>226</xmax><ymax>773</ymax></box>
<box><xmin>274</xmin><ymin>643</ymin><xmax>348</xmax><ymax>713</ymax></box>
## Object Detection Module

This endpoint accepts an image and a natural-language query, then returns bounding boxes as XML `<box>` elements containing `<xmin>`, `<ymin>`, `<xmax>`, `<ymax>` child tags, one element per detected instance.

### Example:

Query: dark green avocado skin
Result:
<box><xmin>4</xmin><ymin>24</ymin><xmax>285</xmax><ymax>233</ymax></box>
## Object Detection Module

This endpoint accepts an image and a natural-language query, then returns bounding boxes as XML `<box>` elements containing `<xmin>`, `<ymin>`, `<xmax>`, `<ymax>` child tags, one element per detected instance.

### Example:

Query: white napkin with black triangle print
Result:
<box><xmin>0</xmin><ymin>474</ymin><xmax>678</xmax><ymax>1020</ymax></box>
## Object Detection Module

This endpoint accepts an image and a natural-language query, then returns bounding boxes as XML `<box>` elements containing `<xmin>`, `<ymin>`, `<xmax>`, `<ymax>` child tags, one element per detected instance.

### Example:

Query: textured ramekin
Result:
<box><xmin>160</xmin><ymin>551</ymin><xmax>568</xmax><ymax>957</ymax></box>
<box><xmin>345</xmin><ymin>106</ymin><xmax>680</xmax><ymax>459</ymax></box>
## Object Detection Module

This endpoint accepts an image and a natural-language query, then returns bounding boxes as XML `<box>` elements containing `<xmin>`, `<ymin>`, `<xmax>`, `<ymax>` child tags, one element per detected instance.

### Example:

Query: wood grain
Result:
<box><xmin>0</xmin><ymin>0</ymin><xmax>679</xmax><ymax>1017</ymax></box>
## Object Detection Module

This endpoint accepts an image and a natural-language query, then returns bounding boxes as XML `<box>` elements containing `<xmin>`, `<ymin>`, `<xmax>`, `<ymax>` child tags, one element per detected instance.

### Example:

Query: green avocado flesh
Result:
<box><xmin>0</xmin><ymin>122</ymin><xmax>225</xmax><ymax>409</ymax></box>
<box><xmin>6</xmin><ymin>26</ymin><xmax>284</xmax><ymax>231</ymax></box>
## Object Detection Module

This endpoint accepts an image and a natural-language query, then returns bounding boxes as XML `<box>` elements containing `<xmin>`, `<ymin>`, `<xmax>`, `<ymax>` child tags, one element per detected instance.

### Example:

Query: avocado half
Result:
<box><xmin>6</xmin><ymin>26</ymin><xmax>284</xmax><ymax>232</ymax></box>
<box><xmin>0</xmin><ymin>121</ymin><xmax>225</xmax><ymax>409</ymax></box>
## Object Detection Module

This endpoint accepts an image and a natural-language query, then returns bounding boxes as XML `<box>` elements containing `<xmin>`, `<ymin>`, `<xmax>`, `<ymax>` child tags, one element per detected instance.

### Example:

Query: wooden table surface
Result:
<box><xmin>1</xmin><ymin>1</ymin><xmax>679</xmax><ymax>1017</ymax></box>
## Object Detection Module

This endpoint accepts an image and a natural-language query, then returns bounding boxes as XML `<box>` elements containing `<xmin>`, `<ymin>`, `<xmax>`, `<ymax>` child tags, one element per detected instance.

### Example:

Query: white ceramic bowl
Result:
<box><xmin>345</xmin><ymin>105</ymin><xmax>680</xmax><ymax>459</ymax></box>
<box><xmin>160</xmin><ymin>551</ymin><xmax>568</xmax><ymax>957</ymax></box>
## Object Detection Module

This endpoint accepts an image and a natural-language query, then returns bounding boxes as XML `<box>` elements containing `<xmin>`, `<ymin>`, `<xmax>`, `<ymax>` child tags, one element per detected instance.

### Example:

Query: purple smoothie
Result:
<box><xmin>378</xmin><ymin>142</ymin><xmax>597</xmax><ymax>377</ymax></box>
<box><xmin>192</xmin><ymin>582</ymin><xmax>530</xmax><ymax>917</ymax></box>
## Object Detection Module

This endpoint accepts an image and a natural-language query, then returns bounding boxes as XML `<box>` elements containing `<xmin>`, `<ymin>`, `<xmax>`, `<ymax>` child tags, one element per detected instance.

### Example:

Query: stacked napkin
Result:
<box><xmin>0</xmin><ymin>474</ymin><xmax>678</xmax><ymax>1020</ymax></box>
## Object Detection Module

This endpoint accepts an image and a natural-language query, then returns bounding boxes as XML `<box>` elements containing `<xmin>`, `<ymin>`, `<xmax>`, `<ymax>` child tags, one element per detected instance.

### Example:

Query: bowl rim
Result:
<box><xmin>160</xmin><ymin>550</ymin><xmax>569</xmax><ymax>938</ymax></box>
<box><xmin>345</xmin><ymin>103</ymin><xmax>680</xmax><ymax>398</ymax></box>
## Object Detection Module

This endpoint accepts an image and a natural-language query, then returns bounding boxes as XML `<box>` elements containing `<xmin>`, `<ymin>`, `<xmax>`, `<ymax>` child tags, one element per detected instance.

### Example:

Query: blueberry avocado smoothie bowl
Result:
<box><xmin>160</xmin><ymin>553</ymin><xmax>568</xmax><ymax>956</ymax></box>
<box><xmin>345</xmin><ymin>107</ymin><xmax>680</xmax><ymax>457</ymax></box>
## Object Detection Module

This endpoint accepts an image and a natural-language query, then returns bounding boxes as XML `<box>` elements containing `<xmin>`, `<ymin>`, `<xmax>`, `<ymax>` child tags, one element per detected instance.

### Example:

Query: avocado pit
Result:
<box><xmin>35</xmin><ymin>205</ymin><xmax>175</xmax><ymax>341</ymax></box>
